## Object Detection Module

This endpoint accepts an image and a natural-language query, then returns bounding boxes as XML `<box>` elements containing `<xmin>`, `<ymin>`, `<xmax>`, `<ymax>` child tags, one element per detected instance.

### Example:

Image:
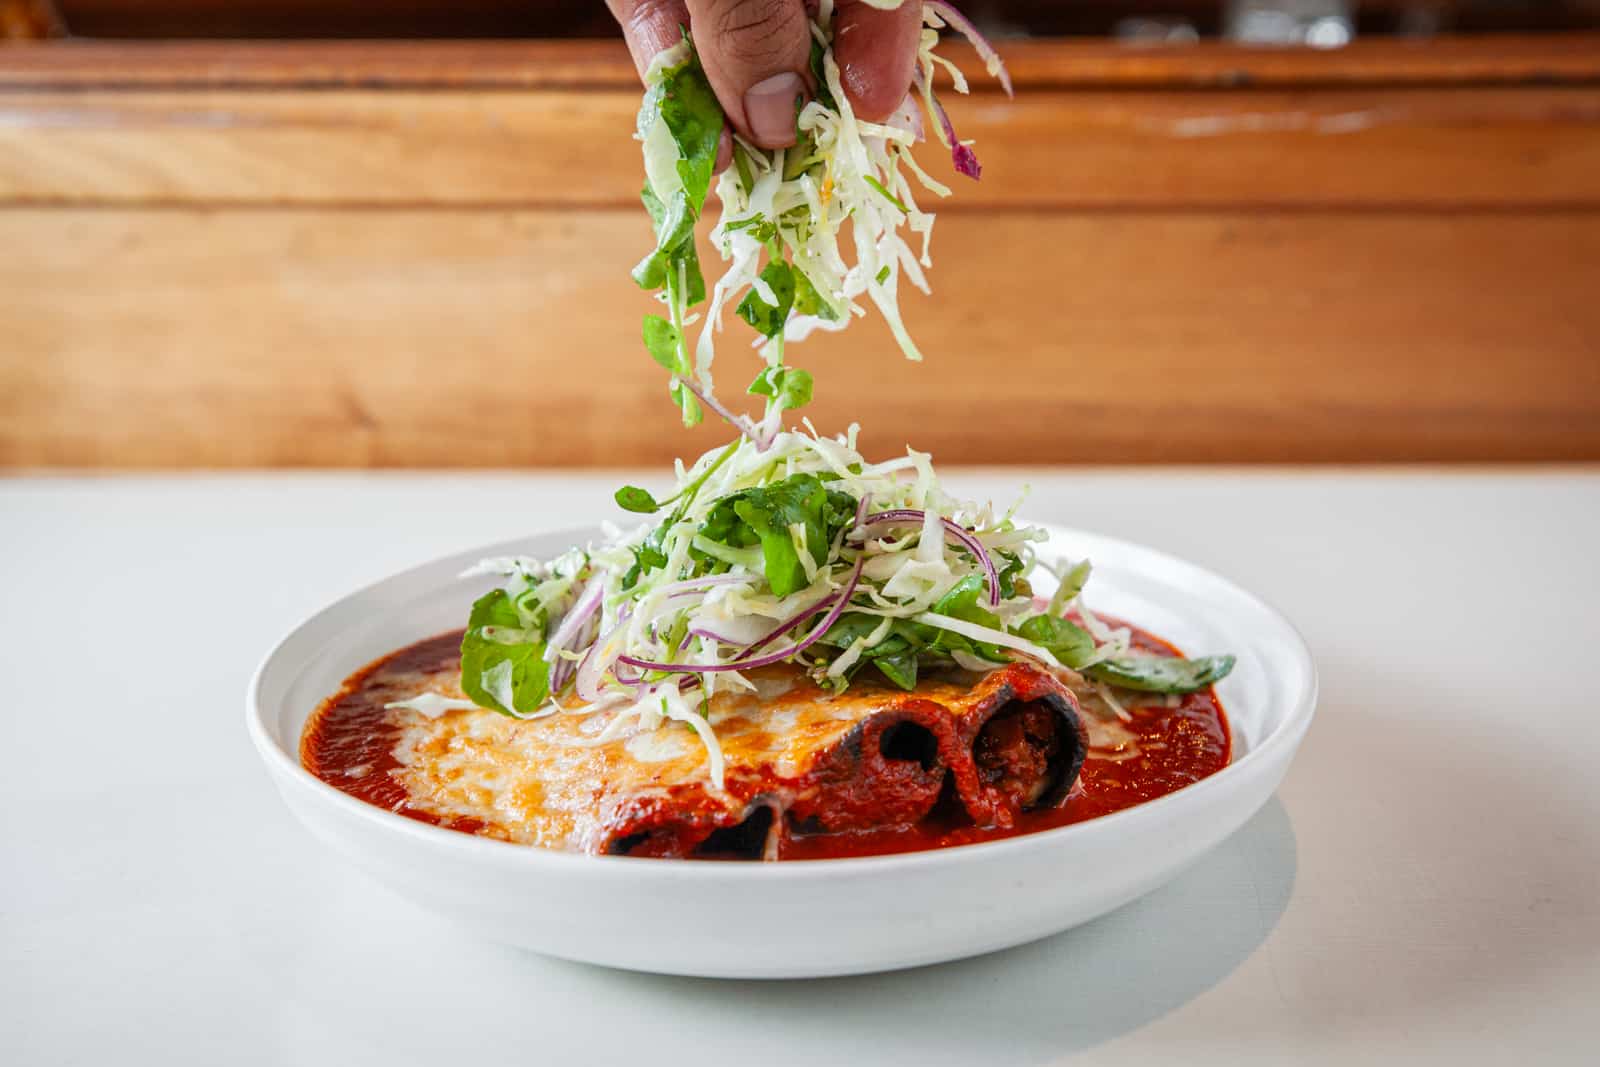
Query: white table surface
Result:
<box><xmin>3</xmin><ymin>468</ymin><xmax>1598</xmax><ymax>1065</ymax></box>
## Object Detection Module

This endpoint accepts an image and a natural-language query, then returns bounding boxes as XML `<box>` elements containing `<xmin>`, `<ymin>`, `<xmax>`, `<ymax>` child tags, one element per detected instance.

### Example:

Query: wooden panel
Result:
<box><xmin>2</xmin><ymin>87</ymin><xmax>1597</xmax><ymax>208</ymax></box>
<box><xmin>1</xmin><ymin>0</ymin><xmax>63</xmax><ymax>40</ymax></box>
<box><xmin>2</xmin><ymin>208</ymin><xmax>1595</xmax><ymax>468</ymax></box>
<box><xmin>1</xmin><ymin>35</ymin><xmax>1598</xmax><ymax>90</ymax></box>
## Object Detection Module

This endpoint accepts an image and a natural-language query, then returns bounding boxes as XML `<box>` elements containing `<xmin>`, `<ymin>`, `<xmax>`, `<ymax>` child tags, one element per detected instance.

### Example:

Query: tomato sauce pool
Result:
<box><xmin>302</xmin><ymin>622</ymin><xmax>1231</xmax><ymax>859</ymax></box>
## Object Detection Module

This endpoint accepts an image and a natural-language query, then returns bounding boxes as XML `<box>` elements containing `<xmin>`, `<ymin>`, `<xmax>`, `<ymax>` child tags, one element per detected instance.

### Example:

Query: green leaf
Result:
<box><xmin>1087</xmin><ymin>654</ymin><xmax>1236</xmax><ymax>694</ymax></box>
<box><xmin>460</xmin><ymin>590</ymin><xmax>550</xmax><ymax>716</ymax></box>
<box><xmin>701</xmin><ymin>473</ymin><xmax>857</xmax><ymax>597</ymax></box>
<box><xmin>812</xmin><ymin>611</ymin><xmax>888</xmax><ymax>650</ymax></box>
<box><xmin>1018</xmin><ymin>614</ymin><xmax>1097</xmax><ymax>670</ymax></box>
<box><xmin>631</xmin><ymin>187</ymin><xmax>696</xmax><ymax>291</ymax></box>
<box><xmin>808</xmin><ymin>39</ymin><xmax>838</xmax><ymax>111</ymax></box>
<box><xmin>747</xmin><ymin>366</ymin><xmax>813</xmax><ymax>411</ymax></box>
<box><xmin>468</xmin><ymin>587</ymin><xmax>523</xmax><ymax>631</ymax></box>
<box><xmin>732</xmin><ymin>144</ymin><xmax>756</xmax><ymax>195</ymax></box>
<box><xmin>658</xmin><ymin>56</ymin><xmax>722</xmax><ymax>209</ymax></box>
<box><xmin>792</xmin><ymin>267</ymin><xmax>841</xmax><ymax>321</ymax></box>
<box><xmin>924</xmin><ymin>576</ymin><xmax>1007</xmax><ymax>661</ymax></box>
<box><xmin>736</xmin><ymin>261</ymin><xmax>796</xmax><ymax>339</ymax></box>
<box><xmin>783</xmin><ymin>130</ymin><xmax>820</xmax><ymax>181</ymax></box>
<box><xmin>996</xmin><ymin>549</ymin><xmax>1026</xmax><ymax>599</ymax></box>
<box><xmin>642</xmin><ymin>315</ymin><xmax>684</xmax><ymax>374</ymax></box>
<box><xmin>874</xmin><ymin>650</ymin><xmax>919</xmax><ymax>691</ymax></box>
<box><xmin>625</xmin><ymin>522</ymin><xmax>673</xmax><ymax>589</ymax></box>
<box><xmin>614</xmin><ymin>485</ymin><xmax>660</xmax><ymax>514</ymax></box>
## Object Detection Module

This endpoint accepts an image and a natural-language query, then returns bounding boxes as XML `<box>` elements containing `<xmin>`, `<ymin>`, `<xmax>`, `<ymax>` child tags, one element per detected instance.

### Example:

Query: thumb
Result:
<box><xmin>685</xmin><ymin>0</ymin><xmax>813</xmax><ymax>149</ymax></box>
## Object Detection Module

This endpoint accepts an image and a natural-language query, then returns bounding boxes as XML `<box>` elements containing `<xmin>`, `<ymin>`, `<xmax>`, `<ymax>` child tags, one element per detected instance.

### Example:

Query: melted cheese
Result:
<box><xmin>386</xmin><ymin>664</ymin><xmax>954</xmax><ymax>851</ymax></box>
<box><xmin>366</xmin><ymin>656</ymin><xmax>1120</xmax><ymax>854</ymax></box>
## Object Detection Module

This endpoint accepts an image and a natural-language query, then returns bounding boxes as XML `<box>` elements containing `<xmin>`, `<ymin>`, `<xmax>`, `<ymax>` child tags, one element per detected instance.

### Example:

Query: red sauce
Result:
<box><xmin>300</xmin><ymin>633</ymin><xmax>488</xmax><ymax>837</ymax></box>
<box><xmin>779</xmin><ymin>623</ymin><xmax>1230</xmax><ymax>858</ymax></box>
<box><xmin>303</xmin><ymin>622</ymin><xmax>1231</xmax><ymax>859</ymax></box>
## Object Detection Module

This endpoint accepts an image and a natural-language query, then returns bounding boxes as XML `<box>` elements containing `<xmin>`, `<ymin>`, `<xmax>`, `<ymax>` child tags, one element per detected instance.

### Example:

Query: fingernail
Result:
<box><xmin>744</xmin><ymin>72</ymin><xmax>806</xmax><ymax>148</ymax></box>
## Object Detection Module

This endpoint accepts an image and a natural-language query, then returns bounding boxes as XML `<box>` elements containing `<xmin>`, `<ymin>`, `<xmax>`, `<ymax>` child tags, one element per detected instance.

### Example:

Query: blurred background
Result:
<box><xmin>2</xmin><ymin>0</ymin><xmax>1597</xmax><ymax>467</ymax></box>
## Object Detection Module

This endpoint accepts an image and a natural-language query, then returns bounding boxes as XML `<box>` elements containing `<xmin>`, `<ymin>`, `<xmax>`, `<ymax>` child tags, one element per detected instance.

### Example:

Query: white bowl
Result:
<box><xmin>247</xmin><ymin>524</ymin><xmax>1315</xmax><ymax>979</ymax></box>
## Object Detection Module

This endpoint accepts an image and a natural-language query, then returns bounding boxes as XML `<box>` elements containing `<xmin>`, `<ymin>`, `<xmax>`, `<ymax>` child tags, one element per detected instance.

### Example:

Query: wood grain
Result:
<box><xmin>1</xmin><ymin>35</ymin><xmax>1597</xmax><ymax>90</ymax></box>
<box><xmin>2</xmin><ymin>35</ymin><xmax>1596</xmax><ymax>468</ymax></box>
<box><xmin>1</xmin><ymin>86</ymin><xmax>1596</xmax><ymax>209</ymax></box>
<box><xmin>3</xmin><ymin>208</ymin><xmax>1595</xmax><ymax>468</ymax></box>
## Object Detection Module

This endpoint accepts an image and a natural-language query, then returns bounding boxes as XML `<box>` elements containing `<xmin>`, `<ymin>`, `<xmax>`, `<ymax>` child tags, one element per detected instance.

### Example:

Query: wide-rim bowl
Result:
<box><xmin>248</xmin><ymin>523</ymin><xmax>1316</xmax><ymax>977</ymax></box>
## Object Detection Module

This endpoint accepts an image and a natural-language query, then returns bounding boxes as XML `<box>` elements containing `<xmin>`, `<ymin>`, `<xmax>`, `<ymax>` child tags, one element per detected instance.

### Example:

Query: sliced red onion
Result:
<box><xmin>915</xmin><ymin>70</ymin><xmax>981</xmax><ymax>180</ymax></box>
<box><xmin>689</xmin><ymin>626</ymin><xmax>746</xmax><ymax>646</ymax></box>
<box><xmin>616</xmin><ymin>559</ymin><xmax>862</xmax><ymax>675</ymax></box>
<box><xmin>651</xmin><ymin>573</ymin><xmax>753</xmax><ymax>597</ymax></box>
<box><xmin>744</xmin><ymin>592</ymin><xmax>839</xmax><ymax>655</ymax></box>
<box><xmin>851</xmin><ymin>491</ymin><xmax>872</xmax><ymax>536</ymax></box>
<box><xmin>546</xmin><ymin>580</ymin><xmax>604</xmax><ymax>660</ymax></box>
<box><xmin>925</xmin><ymin>1</ymin><xmax>1014</xmax><ymax>98</ymax></box>
<box><xmin>573</xmin><ymin>605</ymin><xmax>630</xmax><ymax>702</ymax></box>
<box><xmin>857</xmin><ymin>508</ymin><xmax>1001</xmax><ymax>607</ymax></box>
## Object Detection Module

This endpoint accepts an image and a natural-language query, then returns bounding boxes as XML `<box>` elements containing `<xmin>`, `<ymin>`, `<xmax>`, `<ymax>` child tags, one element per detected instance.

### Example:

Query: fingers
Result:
<box><xmin>606</xmin><ymin>0</ymin><xmax>693</xmax><ymax>81</ymax></box>
<box><xmin>832</xmin><ymin>0</ymin><xmax>924</xmax><ymax>122</ymax></box>
<box><xmin>685</xmin><ymin>0</ymin><xmax>813</xmax><ymax>149</ymax></box>
<box><xmin>609</xmin><ymin>0</ymin><xmax>919</xmax><ymax>146</ymax></box>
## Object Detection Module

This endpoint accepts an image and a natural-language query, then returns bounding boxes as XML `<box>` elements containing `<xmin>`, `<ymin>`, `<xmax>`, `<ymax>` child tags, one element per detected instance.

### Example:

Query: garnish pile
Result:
<box><xmin>412</xmin><ymin>4</ymin><xmax>1236</xmax><ymax>788</ymax></box>
<box><xmin>443</xmin><ymin>428</ymin><xmax>1234</xmax><ymax>789</ymax></box>
<box><xmin>632</xmin><ymin>0</ymin><xmax>1007</xmax><ymax>436</ymax></box>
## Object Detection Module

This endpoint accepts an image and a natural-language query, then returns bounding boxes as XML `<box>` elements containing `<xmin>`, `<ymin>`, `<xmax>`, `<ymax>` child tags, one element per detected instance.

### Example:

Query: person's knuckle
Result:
<box><xmin>713</xmin><ymin>0</ymin><xmax>805</xmax><ymax>63</ymax></box>
<box><xmin>630</xmin><ymin>0</ymin><xmax>682</xmax><ymax>34</ymax></box>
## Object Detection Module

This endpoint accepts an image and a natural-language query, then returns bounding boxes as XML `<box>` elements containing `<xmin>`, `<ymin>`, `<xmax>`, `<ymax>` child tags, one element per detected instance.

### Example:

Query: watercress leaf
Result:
<box><xmin>782</xmin><ymin>130</ymin><xmax>820</xmax><ymax>181</ymax></box>
<box><xmin>875</xmin><ymin>650</ymin><xmax>918</xmax><ymax>691</ymax></box>
<box><xmin>927</xmin><ymin>576</ymin><xmax>1007</xmax><ymax>659</ymax></box>
<box><xmin>732</xmin><ymin>143</ymin><xmax>756</xmax><ymax>196</ymax></box>
<box><xmin>642</xmin><ymin>315</ymin><xmax>684</xmax><ymax>374</ymax></box>
<box><xmin>460</xmin><ymin>590</ymin><xmax>550</xmax><ymax>715</ymax></box>
<box><xmin>1087</xmin><ymin>654</ymin><xmax>1236</xmax><ymax>694</ymax></box>
<box><xmin>774</xmin><ymin>368</ymin><xmax>813</xmax><ymax>410</ymax></box>
<box><xmin>996</xmin><ymin>549</ymin><xmax>1026</xmax><ymax>599</ymax></box>
<box><xmin>614</xmin><ymin>485</ymin><xmax>659</xmax><ymax>514</ymax></box>
<box><xmin>736</xmin><ymin>261</ymin><xmax>796</xmax><ymax>339</ymax></box>
<box><xmin>678</xmin><ymin>237</ymin><xmax>707</xmax><ymax>306</ymax></box>
<box><xmin>808</xmin><ymin>38</ymin><xmax>838</xmax><ymax>111</ymax></box>
<box><xmin>1018</xmin><ymin>614</ymin><xmax>1096</xmax><ymax>670</ymax></box>
<box><xmin>635</xmin><ymin>526</ymin><xmax>670</xmax><ymax>571</ymax></box>
<box><xmin>632</xmin><ymin>188</ymin><xmax>697</xmax><ymax>290</ymax></box>
<box><xmin>813</xmin><ymin>612</ymin><xmax>884</xmax><ymax>649</ymax></box>
<box><xmin>733</xmin><ymin>497</ymin><xmax>807</xmax><ymax>596</ymax></box>
<box><xmin>658</xmin><ymin>54</ymin><xmax>722</xmax><ymax>210</ymax></box>
<box><xmin>467</xmin><ymin>588</ymin><xmax>522</xmax><ymax>631</ymax></box>
<box><xmin>724</xmin><ymin>473</ymin><xmax>857</xmax><ymax>597</ymax></box>
<box><xmin>792</xmin><ymin>267</ymin><xmax>841</xmax><ymax>321</ymax></box>
<box><xmin>747</xmin><ymin>366</ymin><xmax>814</xmax><ymax>411</ymax></box>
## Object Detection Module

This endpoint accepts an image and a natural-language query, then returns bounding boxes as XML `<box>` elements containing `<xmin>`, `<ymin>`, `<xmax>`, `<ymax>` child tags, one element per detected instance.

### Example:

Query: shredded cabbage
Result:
<box><xmin>450</xmin><ymin>426</ymin><xmax>1197</xmax><ymax>789</ymax></box>
<box><xmin>430</xmin><ymin>8</ymin><xmax>1237</xmax><ymax>787</ymax></box>
<box><xmin>634</xmin><ymin>3</ymin><xmax>1008</xmax><ymax>436</ymax></box>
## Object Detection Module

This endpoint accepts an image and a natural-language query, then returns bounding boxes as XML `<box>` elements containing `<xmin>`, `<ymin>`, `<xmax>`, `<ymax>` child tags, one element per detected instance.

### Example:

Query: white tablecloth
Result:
<box><xmin>4</xmin><ymin>469</ymin><xmax>1597</xmax><ymax>1065</ymax></box>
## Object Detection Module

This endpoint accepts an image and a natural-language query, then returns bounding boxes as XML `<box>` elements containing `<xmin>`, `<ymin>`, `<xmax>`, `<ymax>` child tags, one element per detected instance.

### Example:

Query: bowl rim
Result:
<box><xmin>247</xmin><ymin>522</ymin><xmax>1317</xmax><ymax>878</ymax></box>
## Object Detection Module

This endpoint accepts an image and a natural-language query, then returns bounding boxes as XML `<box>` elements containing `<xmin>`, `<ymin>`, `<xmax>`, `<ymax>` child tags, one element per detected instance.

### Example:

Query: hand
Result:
<box><xmin>607</xmin><ymin>0</ymin><xmax>923</xmax><ymax>149</ymax></box>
